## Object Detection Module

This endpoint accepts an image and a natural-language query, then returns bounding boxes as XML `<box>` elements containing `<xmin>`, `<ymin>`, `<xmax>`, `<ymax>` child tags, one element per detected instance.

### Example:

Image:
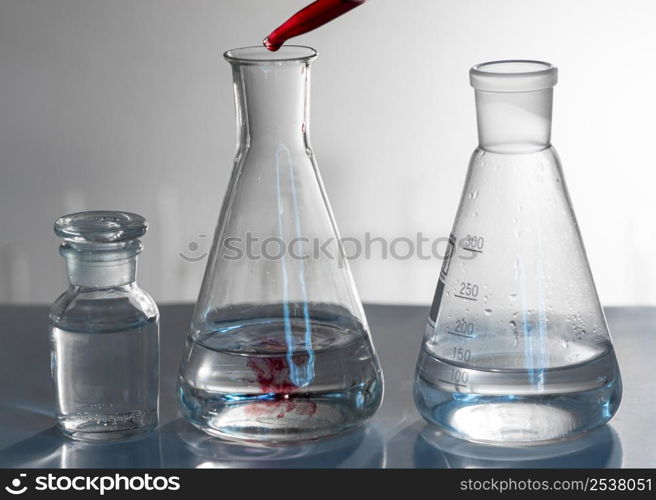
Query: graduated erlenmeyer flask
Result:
<box><xmin>414</xmin><ymin>61</ymin><xmax>622</xmax><ymax>444</ymax></box>
<box><xmin>178</xmin><ymin>46</ymin><xmax>383</xmax><ymax>442</ymax></box>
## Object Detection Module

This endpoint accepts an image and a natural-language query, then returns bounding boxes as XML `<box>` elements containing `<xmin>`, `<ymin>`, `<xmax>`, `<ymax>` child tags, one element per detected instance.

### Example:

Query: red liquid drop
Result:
<box><xmin>247</xmin><ymin>356</ymin><xmax>296</xmax><ymax>394</ymax></box>
<box><xmin>264</xmin><ymin>0</ymin><xmax>366</xmax><ymax>51</ymax></box>
<box><xmin>246</xmin><ymin>353</ymin><xmax>317</xmax><ymax>419</ymax></box>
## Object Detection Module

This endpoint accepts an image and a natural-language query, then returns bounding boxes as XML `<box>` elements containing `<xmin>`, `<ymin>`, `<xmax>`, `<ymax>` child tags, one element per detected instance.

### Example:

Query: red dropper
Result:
<box><xmin>264</xmin><ymin>0</ymin><xmax>366</xmax><ymax>51</ymax></box>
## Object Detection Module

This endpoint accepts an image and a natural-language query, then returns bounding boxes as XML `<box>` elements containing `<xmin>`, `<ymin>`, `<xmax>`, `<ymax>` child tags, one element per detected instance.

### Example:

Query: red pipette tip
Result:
<box><xmin>263</xmin><ymin>36</ymin><xmax>282</xmax><ymax>52</ymax></box>
<box><xmin>263</xmin><ymin>0</ymin><xmax>366</xmax><ymax>52</ymax></box>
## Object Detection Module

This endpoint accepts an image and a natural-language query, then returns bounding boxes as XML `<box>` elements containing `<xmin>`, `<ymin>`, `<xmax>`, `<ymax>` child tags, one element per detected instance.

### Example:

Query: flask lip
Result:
<box><xmin>470</xmin><ymin>60</ymin><xmax>558</xmax><ymax>92</ymax></box>
<box><xmin>54</xmin><ymin>211</ymin><xmax>147</xmax><ymax>244</ymax></box>
<box><xmin>224</xmin><ymin>45</ymin><xmax>318</xmax><ymax>65</ymax></box>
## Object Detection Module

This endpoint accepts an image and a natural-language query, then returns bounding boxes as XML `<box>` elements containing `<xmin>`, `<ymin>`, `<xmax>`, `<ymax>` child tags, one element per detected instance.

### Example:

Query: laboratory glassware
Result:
<box><xmin>414</xmin><ymin>61</ymin><xmax>622</xmax><ymax>444</ymax></box>
<box><xmin>49</xmin><ymin>211</ymin><xmax>159</xmax><ymax>442</ymax></box>
<box><xmin>177</xmin><ymin>46</ymin><xmax>383</xmax><ymax>443</ymax></box>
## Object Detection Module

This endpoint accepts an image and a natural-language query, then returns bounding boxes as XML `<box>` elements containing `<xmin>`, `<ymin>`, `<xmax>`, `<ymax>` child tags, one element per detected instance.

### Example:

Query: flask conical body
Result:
<box><xmin>414</xmin><ymin>61</ymin><xmax>621</xmax><ymax>444</ymax></box>
<box><xmin>178</xmin><ymin>46</ymin><xmax>382</xmax><ymax>442</ymax></box>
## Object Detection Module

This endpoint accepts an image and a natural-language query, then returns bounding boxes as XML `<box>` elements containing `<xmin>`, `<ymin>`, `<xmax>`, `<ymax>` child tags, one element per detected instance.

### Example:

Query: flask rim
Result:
<box><xmin>224</xmin><ymin>45</ymin><xmax>317</xmax><ymax>65</ymax></box>
<box><xmin>470</xmin><ymin>60</ymin><xmax>558</xmax><ymax>93</ymax></box>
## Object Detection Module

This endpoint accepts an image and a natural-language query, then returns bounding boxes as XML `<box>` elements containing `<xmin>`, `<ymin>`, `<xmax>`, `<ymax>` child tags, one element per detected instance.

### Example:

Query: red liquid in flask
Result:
<box><xmin>264</xmin><ymin>0</ymin><xmax>366</xmax><ymax>51</ymax></box>
<box><xmin>246</xmin><ymin>354</ymin><xmax>317</xmax><ymax>419</ymax></box>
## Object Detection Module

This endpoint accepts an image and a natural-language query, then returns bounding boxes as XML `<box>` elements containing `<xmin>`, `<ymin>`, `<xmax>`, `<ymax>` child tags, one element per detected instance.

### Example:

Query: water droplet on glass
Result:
<box><xmin>510</xmin><ymin>320</ymin><xmax>519</xmax><ymax>348</ymax></box>
<box><xmin>484</xmin><ymin>308</ymin><xmax>492</xmax><ymax>315</ymax></box>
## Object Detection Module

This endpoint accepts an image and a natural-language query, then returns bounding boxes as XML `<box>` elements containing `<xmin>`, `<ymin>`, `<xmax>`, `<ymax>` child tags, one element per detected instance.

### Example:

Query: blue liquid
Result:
<box><xmin>414</xmin><ymin>344</ymin><xmax>622</xmax><ymax>444</ymax></box>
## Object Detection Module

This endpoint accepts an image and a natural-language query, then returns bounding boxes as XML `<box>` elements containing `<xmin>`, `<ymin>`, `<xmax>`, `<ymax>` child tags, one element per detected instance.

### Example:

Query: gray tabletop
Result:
<box><xmin>0</xmin><ymin>304</ymin><xmax>652</xmax><ymax>468</ymax></box>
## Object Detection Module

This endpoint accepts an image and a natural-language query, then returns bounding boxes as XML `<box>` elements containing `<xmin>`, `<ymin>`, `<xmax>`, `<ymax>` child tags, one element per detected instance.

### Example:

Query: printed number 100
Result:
<box><xmin>450</xmin><ymin>368</ymin><xmax>469</xmax><ymax>385</ymax></box>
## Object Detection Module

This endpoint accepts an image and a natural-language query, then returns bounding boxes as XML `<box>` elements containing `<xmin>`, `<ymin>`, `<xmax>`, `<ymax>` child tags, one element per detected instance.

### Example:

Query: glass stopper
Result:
<box><xmin>54</xmin><ymin>211</ymin><xmax>147</xmax><ymax>243</ymax></box>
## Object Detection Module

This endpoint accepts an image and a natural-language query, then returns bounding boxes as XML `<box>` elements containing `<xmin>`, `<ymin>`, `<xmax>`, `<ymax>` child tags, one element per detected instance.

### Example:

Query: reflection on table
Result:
<box><xmin>0</xmin><ymin>420</ymin><xmax>386</xmax><ymax>469</ymax></box>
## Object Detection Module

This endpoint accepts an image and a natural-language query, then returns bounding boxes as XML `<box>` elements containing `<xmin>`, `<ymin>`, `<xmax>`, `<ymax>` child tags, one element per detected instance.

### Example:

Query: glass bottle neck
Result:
<box><xmin>232</xmin><ymin>62</ymin><xmax>311</xmax><ymax>148</ymax></box>
<box><xmin>475</xmin><ymin>88</ymin><xmax>553</xmax><ymax>154</ymax></box>
<box><xmin>61</xmin><ymin>241</ymin><xmax>140</xmax><ymax>288</ymax></box>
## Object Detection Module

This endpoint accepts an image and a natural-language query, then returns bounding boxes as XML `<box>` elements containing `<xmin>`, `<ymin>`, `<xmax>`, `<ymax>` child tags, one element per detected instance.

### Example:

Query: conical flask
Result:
<box><xmin>178</xmin><ymin>46</ymin><xmax>383</xmax><ymax>442</ymax></box>
<box><xmin>414</xmin><ymin>61</ymin><xmax>622</xmax><ymax>444</ymax></box>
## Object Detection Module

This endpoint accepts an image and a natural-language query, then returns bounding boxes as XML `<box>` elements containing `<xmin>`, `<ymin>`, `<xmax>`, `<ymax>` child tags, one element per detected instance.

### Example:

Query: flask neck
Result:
<box><xmin>475</xmin><ymin>88</ymin><xmax>553</xmax><ymax>154</ymax></box>
<box><xmin>232</xmin><ymin>61</ymin><xmax>311</xmax><ymax>148</ymax></box>
<box><xmin>61</xmin><ymin>241</ymin><xmax>140</xmax><ymax>288</ymax></box>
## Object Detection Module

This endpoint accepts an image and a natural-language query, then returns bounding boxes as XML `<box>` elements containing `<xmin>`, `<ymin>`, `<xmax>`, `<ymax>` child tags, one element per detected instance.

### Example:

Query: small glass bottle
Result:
<box><xmin>49</xmin><ymin>211</ymin><xmax>159</xmax><ymax>442</ymax></box>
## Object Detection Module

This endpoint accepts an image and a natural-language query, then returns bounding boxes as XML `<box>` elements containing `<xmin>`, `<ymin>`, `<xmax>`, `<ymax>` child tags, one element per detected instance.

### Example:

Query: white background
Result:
<box><xmin>0</xmin><ymin>0</ymin><xmax>654</xmax><ymax>305</ymax></box>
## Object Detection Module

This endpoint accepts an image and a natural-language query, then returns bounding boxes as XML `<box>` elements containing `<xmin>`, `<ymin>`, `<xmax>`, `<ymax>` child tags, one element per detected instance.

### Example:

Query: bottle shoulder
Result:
<box><xmin>471</xmin><ymin>145</ymin><xmax>561</xmax><ymax>164</ymax></box>
<box><xmin>49</xmin><ymin>284</ymin><xmax>159</xmax><ymax>332</ymax></box>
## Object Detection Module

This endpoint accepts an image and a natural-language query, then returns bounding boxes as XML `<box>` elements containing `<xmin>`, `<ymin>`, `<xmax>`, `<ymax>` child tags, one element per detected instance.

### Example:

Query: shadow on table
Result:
<box><xmin>0</xmin><ymin>426</ymin><xmax>164</xmax><ymax>468</ymax></box>
<box><xmin>160</xmin><ymin>418</ymin><xmax>386</xmax><ymax>468</ymax></box>
<box><xmin>388</xmin><ymin>421</ymin><xmax>622</xmax><ymax>468</ymax></box>
<box><xmin>0</xmin><ymin>419</ymin><xmax>385</xmax><ymax>468</ymax></box>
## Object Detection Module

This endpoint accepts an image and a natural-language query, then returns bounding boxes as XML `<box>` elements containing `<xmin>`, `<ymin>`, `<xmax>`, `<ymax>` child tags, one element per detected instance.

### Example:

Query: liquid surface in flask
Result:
<box><xmin>414</xmin><ymin>62</ymin><xmax>622</xmax><ymax>444</ymax></box>
<box><xmin>179</xmin><ymin>304</ymin><xmax>382</xmax><ymax>442</ymax></box>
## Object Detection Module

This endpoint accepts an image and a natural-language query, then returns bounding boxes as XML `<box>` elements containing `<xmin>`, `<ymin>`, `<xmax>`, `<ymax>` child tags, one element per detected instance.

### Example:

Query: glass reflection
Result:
<box><xmin>0</xmin><ymin>426</ymin><xmax>163</xmax><ymax>468</ymax></box>
<box><xmin>168</xmin><ymin>418</ymin><xmax>385</xmax><ymax>468</ymax></box>
<box><xmin>414</xmin><ymin>423</ymin><xmax>622</xmax><ymax>468</ymax></box>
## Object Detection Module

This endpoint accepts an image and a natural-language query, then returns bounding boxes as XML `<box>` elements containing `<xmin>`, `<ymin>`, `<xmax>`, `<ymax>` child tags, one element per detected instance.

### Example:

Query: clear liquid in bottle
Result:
<box><xmin>51</xmin><ymin>318</ymin><xmax>158</xmax><ymax>440</ymax></box>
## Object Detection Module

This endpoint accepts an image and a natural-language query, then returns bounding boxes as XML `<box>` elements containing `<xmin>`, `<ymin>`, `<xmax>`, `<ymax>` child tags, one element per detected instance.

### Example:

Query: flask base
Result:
<box><xmin>178</xmin><ymin>386</ymin><xmax>379</xmax><ymax>443</ymax></box>
<box><xmin>56</xmin><ymin>410</ymin><xmax>158</xmax><ymax>443</ymax></box>
<box><xmin>414</xmin><ymin>348</ymin><xmax>622</xmax><ymax>445</ymax></box>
